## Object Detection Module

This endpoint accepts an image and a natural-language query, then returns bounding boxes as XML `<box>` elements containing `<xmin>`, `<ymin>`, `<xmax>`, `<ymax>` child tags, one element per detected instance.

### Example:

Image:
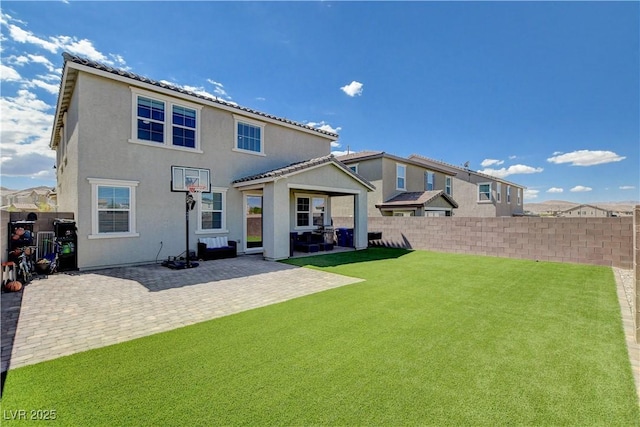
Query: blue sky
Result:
<box><xmin>1</xmin><ymin>1</ymin><xmax>638</xmax><ymax>203</ymax></box>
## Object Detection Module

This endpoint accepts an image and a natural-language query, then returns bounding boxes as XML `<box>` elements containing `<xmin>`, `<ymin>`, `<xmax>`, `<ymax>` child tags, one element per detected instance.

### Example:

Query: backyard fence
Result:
<box><xmin>334</xmin><ymin>214</ymin><xmax>635</xmax><ymax>268</ymax></box>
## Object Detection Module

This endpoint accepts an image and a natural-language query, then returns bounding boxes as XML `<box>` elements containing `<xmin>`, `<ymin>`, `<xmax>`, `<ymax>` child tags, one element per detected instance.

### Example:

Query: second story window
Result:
<box><xmin>137</xmin><ymin>96</ymin><xmax>165</xmax><ymax>143</ymax></box>
<box><xmin>396</xmin><ymin>164</ymin><xmax>406</xmax><ymax>190</ymax></box>
<box><xmin>478</xmin><ymin>183</ymin><xmax>491</xmax><ymax>202</ymax></box>
<box><xmin>517</xmin><ymin>188</ymin><xmax>521</xmax><ymax>205</ymax></box>
<box><xmin>445</xmin><ymin>176</ymin><xmax>452</xmax><ymax>196</ymax></box>
<box><xmin>132</xmin><ymin>89</ymin><xmax>201</xmax><ymax>151</ymax></box>
<box><xmin>496</xmin><ymin>182</ymin><xmax>502</xmax><ymax>203</ymax></box>
<box><xmin>425</xmin><ymin>171</ymin><xmax>435</xmax><ymax>191</ymax></box>
<box><xmin>172</xmin><ymin>106</ymin><xmax>196</xmax><ymax>148</ymax></box>
<box><xmin>507</xmin><ymin>185</ymin><xmax>511</xmax><ymax>203</ymax></box>
<box><xmin>234</xmin><ymin>115</ymin><xmax>265</xmax><ymax>155</ymax></box>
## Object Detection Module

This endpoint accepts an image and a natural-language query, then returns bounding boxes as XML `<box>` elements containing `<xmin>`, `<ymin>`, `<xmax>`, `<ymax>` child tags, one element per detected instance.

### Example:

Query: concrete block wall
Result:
<box><xmin>333</xmin><ymin>215</ymin><xmax>634</xmax><ymax>269</ymax></box>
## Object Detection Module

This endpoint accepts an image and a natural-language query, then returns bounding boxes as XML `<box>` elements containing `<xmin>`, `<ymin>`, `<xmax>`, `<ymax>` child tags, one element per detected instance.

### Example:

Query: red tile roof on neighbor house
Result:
<box><xmin>375</xmin><ymin>190</ymin><xmax>459</xmax><ymax>209</ymax></box>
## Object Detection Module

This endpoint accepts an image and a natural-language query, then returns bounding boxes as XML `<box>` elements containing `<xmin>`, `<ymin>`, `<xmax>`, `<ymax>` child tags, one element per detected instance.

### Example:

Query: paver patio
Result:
<box><xmin>2</xmin><ymin>256</ymin><xmax>638</xmax><ymax>404</ymax></box>
<box><xmin>1</xmin><ymin>256</ymin><xmax>362</xmax><ymax>372</ymax></box>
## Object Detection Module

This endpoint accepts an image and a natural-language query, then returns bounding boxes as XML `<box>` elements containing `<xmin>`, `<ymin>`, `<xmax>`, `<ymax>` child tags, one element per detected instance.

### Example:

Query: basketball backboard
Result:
<box><xmin>171</xmin><ymin>166</ymin><xmax>211</xmax><ymax>193</ymax></box>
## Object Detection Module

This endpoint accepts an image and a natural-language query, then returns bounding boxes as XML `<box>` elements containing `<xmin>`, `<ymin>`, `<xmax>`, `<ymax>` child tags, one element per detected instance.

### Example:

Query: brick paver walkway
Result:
<box><xmin>612</xmin><ymin>267</ymin><xmax>640</xmax><ymax>402</ymax></box>
<box><xmin>1</xmin><ymin>256</ymin><xmax>362</xmax><ymax>372</ymax></box>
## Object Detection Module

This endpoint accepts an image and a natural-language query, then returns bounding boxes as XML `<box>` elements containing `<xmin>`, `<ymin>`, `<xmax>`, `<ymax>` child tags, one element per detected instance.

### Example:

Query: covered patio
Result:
<box><xmin>232</xmin><ymin>155</ymin><xmax>375</xmax><ymax>261</ymax></box>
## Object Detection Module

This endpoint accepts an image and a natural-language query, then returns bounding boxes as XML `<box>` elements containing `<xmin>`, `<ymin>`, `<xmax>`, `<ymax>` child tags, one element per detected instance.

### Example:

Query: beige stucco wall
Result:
<box><xmin>449</xmin><ymin>173</ymin><xmax>523</xmax><ymax>217</ymax></box>
<box><xmin>60</xmin><ymin>71</ymin><xmax>333</xmax><ymax>269</ymax></box>
<box><xmin>334</xmin><ymin>156</ymin><xmax>453</xmax><ymax>218</ymax></box>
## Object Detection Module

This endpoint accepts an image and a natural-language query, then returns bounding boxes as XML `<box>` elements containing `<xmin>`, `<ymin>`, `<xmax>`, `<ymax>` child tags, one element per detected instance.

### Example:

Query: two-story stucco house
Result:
<box><xmin>334</xmin><ymin>151</ymin><xmax>458</xmax><ymax>217</ymax></box>
<box><xmin>335</xmin><ymin>151</ymin><xmax>525</xmax><ymax>218</ymax></box>
<box><xmin>409</xmin><ymin>154</ymin><xmax>525</xmax><ymax>217</ymax></box>
<box><xmin>51</xmin><ymin>53</ymin><xmax>374</xmax><ymax>270</ymax></box>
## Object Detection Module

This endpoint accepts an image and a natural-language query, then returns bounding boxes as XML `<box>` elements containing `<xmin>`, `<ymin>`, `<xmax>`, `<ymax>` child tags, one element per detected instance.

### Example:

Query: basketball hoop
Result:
<box><xmin>187</xmin><ymin>185</ymin><xmax>207</xmax><ymax>194</ymax></box>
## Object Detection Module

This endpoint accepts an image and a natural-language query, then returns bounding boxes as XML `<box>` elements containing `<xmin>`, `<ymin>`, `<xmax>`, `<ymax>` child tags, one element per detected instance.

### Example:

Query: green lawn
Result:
<box><xmin>1</xmin><ymin>249</ymin><xmax>638</xmax><ymax>425</ymax></box>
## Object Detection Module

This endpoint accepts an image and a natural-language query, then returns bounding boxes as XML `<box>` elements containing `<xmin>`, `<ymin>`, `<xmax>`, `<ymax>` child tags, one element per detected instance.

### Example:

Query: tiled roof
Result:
<box><xmin>9</xmin><ymin>203</ymin><xmax>39</xmax><ymax>211</ymax></box>
<box><xmin>409</xmin><ymin>154</ymin><xmax>525</xmax><ymax>188</ymax></box>
<box><xmin>336</xmin><ymin>151</ymin><xmax>457</xmax><ymax>175</ymax></box>
<box><xmin>335</xmin><ymin>151</ymin><xmax>385</xmax><ymax>162</ymax></box>
<box><xmin>232</xmin><ymin>154</ymin><xmax>375</xmax><ymax>190</ymax></box>
<box><xmin>51</xmin><ymin>53</ymin><xmax>338</xmax><ymax>148</ymax></box>
<box><xmin>376</xmin><ymin>190</ymin><xmax>458</xmax><ymax>209</ymax></box>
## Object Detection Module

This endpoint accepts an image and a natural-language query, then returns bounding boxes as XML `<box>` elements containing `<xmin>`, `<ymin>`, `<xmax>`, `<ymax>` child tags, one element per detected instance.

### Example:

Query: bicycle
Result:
<box><xmin>16</xmin><ymin>246</ymin><xmax>36</xmax><ymax>285</ymax></box>
<box><xmin>40</xmin><ymin>238</ymin><xmax>61</xmax><ymax>274</ymax></box>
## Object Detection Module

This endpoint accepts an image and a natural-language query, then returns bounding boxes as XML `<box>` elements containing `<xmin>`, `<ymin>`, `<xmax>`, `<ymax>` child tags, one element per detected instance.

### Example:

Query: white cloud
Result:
<box><xmin>508</xmin><ymin>155</ymin><xmax>517</xmax><ymax>160</ymax></box>
<box><xmin>26</xmin><ymin>79</ymin><xmax>59</xmax><ymax>94</ymax></box>
<box><xmin>1</xmin><ymin>63</ymin><xmax>21</xmax><ymax>81</ymax></box>
<box><xmin>570</xmin><ymin>185</ymin><xmax>593</xmax><ymax>192</ymax></box>
<box><xmin>524</xmin><ymin>189</ymin><xmax>539</xmax><ymax>200</ymax></box>
<box><xmin>480</xmin><ymin>158</ymin><xmax>504</xmax><ymax>167</ymax></box>
<box><xmin>340</xmin><ymin>80</ymin><xmax>363</xmax><ymax>97</ymax></box>
<box><xmin>0</xmin><ymin>89</ymin><xmax>55</xmax><ymax>162</ymax></box>
<box><xmin>26</xmin><ymin>54</ymin><xmax>56</xmax><ymax>72</ymax></box>
<box><xmin>8</xmin><ymin>23</ymin><xmax>59</xmax><ymax>52</ymax></box>
<box><xmin>478</xmin><ymin>164</ymin><xmax>544</xmax><ymax>178</ymax></box>
<box><xmin>619</xmin><ymin>186</ymin><xmax>636</xmax><ymax>190</ymax></box>
<box><xmin>547</xmin><ymin>150</ymin><xmax>626</xmax><ymax>166</ymax></box>
<box><xmin>5</xmin><ymin>15</ymin><xmax>125</xmax><ymax>67</ymax></box>
<box><xmin>331</xmin><ymin>150</ymin><xmax>350</xmax><ymax>157</ymax></box>
<box><xmin>547</xmin><ymin>187</ymin><xmax>564</xmax><ymax>193</ymax></box>
<box><xmin>306</xmin><ymin>121</ymin><xmax>341</xmax><ymax>134</ymax></box>
<box><xmin>206</xmin><ymin>79</ymin><xmax>232</xmax><ymax>100</ymax></box>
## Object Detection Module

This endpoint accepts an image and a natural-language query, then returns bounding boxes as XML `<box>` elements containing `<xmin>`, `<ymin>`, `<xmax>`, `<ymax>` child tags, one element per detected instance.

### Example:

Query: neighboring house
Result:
<box><xmin>50</xmin><ymin>53</ymin><xmax>374</xmax><ymax>270</ymax></box>
<box><xmin>6</xmin><ymin>203</ymin><xmax>39</xmax><ymax>212</ymax></box>
<box><xmin>1</xmin><ymin>187</ymin><xmax>55</xmax><ymax>210</ymax></box>
<box><xmin>409</xmin><ymin>154</ymin><xmax>525</xmax><ymax>217</ymax></box>
<box><xmin>558</xmin><ymin>204</ymin><xmax>612</xmax><ymax>218</ymax></box>
<box><xmin>335</xmin><ymin>151</ymin><xmax>525</xmax><ymax>218</ymax></box>
<box><xmin>334</xmin><ymin>151</ymin><xmax>458</xmax><ymax>217</ymax></box>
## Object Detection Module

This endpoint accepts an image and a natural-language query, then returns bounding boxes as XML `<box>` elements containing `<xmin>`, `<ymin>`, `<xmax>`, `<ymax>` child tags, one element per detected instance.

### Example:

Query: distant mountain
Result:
<box><xmin>525</xmin><ymin>200</ymin><xmax>638</xmax><ymax>214</ymax></box>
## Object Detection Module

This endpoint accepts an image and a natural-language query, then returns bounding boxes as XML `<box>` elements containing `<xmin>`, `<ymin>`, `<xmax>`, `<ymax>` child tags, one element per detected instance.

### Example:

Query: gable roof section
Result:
<box><xmin>561</xmin><ymin>204</ymin><xmax>611</xmax><ymax>213</ymax></box>
<box><xmin>232</xmin><ymin>154</ymin><xmax>375</xmax><ymax>191</ymax></box>
<box><xmin>336</xmin><ymin>151</ymin><xmax>454</xmax><ymax>175</ymax></box>
<box><xmin>409</xmin><ymin>153</ymin><xmax>526</xmax><ymax>188</ymax></box>
<box><xmin>50</xmin><ymin>53</ymin><xmax>338</xmax><ymax>149</ymax></box>
<box><xmin>376</xmin><ymin>190</ymin><xmax>458</xmax><ymax>209</ymax></box>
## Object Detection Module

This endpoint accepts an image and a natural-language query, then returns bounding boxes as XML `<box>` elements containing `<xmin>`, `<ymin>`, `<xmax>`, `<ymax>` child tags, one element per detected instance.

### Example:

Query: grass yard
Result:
<box><xmin>1</xmin><ymin>248</ymin><xmax>638</xmax><ymax>425</ymax></box>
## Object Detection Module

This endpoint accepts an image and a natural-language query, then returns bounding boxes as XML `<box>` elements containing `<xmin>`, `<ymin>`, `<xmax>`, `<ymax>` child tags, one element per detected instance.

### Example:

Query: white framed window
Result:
<box><xmin>425</xmin><ymin>171</ymin><xmax>435</xmax><ymax>191</ymax></box>
<box><xmin>130</xmin><ymin>88</ymin><xmax>202</xmax><ymax>152</ymax></box>
<box><xmin>234</xmin><ymin>115</ymin><xmax>265</xmax><ymax>156</ymax></box>
<box><xmin>396</xmin><ymin>163</ymin><xmax>406</xmax><ymax>191</ymax></box>
<box><xmin>88</xmin><ymin>178</ymin><xmax>139</xmax><ymax>239</ymax></box>
<box><xmin>197</xmin><ymin>187</ymin><xmax>227</xmax><ymax>233</ymax></box>
<box><xmin>295</xmin><ymin>194</ymin><xmax>327</xmax><ymax>229</ymax></box>
<box><xmin>348</xmin><ymin>164</ymin><xmax>359</xmax><ymax>174</ymax></box>
<box><xmin>445</xmin><ymin>176</ymin><xmax>452</xmax><ymax>196</ymax></box>
<box><xmin>507</xmin><ymin>185</ymin><xmax>511</xmax><ymax>203</ymax></box>
<box><xmin>517</xmin><ymin>188</ymin><xmax>521</xmax><ymax>205</ymax></box>
<box><xmin>496</xmin><ymin>182</ymin><xmax>502</xmax><ymax>203</ymax></box>
<box><xmin>478</xmin><ymin>183</ymin><xmax>492</xmax><ymax>202</ymax></box>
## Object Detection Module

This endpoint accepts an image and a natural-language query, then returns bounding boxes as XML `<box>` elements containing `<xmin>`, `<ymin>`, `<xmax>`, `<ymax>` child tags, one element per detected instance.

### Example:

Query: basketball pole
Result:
<box><xmin>185</xmin><ymin>192</ymin><xmax>197</xmax><ymax>268</ymax></box>
<box><xmin>186</xmin><ymin>192</ymin><xmax>191</xmax><ymax>268</ymax></box>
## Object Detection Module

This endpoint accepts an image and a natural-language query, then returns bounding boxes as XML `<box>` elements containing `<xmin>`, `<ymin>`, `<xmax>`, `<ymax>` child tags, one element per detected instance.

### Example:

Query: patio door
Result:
<box><xmin>244</xmin><ymin>194</ymin><xmax>263</xmax><ymax>253</ymax></box>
